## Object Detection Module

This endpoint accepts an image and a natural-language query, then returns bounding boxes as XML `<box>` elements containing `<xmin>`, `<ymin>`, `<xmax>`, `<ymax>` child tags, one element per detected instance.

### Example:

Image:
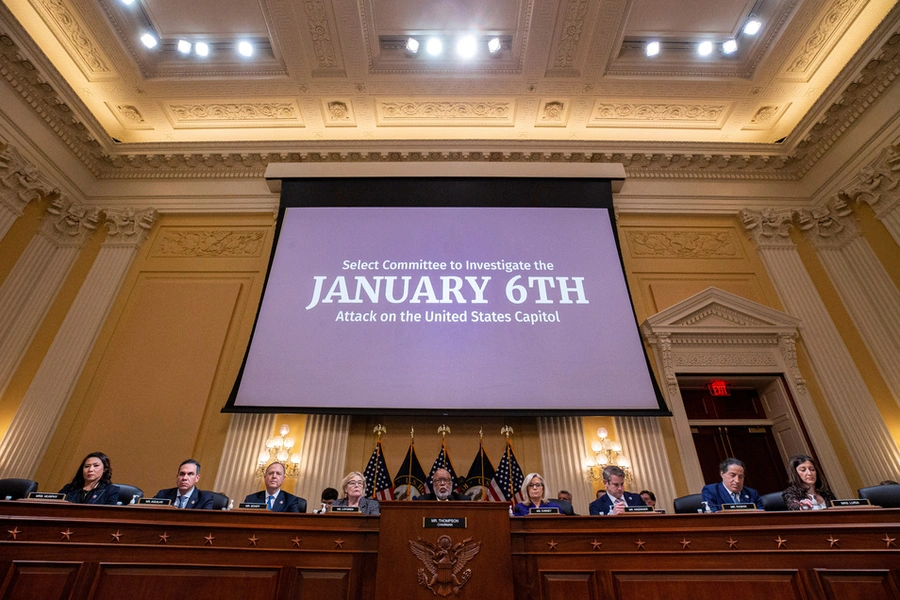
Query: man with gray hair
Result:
<box><xmin>588</xmin><ymin>465</ymin><xmax>645</xmax><ymax>515</ymax></box>
<box><xmin>153</xmin><ymin>459</ymin><xmax>214</xmax><ymax>509</ymax></box>
<box><xmin>701</xmin><ymin>457</ymin><xmax>762</xmax><ymax>512</ymax></box>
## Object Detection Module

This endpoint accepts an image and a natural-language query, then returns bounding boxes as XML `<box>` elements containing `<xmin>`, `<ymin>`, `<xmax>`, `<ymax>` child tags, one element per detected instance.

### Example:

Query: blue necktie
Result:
<box><xmin>267</xmin><ymin>495</ymin><xmax>274</xmax><ymax>510</ymax></box>
<box><xmin>176</xmin><ymin>495</ymin><xmax>184</xmax><ymax>508</ymax></box>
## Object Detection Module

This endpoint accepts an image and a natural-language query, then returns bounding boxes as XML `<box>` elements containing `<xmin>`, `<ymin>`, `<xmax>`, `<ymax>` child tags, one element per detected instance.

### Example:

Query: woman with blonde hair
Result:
<box><xmin>513</xmin><ymin>472</ymin><xmax>562</xmax><ymax>516</ymax></box>
<box><xmin>331</xmin><ymin>471</ymin><xmax>380</xmax><ymax>515</ymax></box>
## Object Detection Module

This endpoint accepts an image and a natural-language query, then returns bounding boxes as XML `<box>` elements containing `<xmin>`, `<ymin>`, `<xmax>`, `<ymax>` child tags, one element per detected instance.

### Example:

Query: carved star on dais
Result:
<box><xmin>547</xmin><ymin>540</ymin><xmax>558</xmax><ymax>550</ymax></box>
<box><xmin>726</xmin><ymin>537</ymin><xmax>738</xmax><ymax>549</ymax></box>
<box><xmin>248</xmin><ymin>534</ymin><xmax>259</xmax><ymax>547</ymax></box>
<box><xmin>60</xmin><ymin>528</ymin><xmax>73</xmax><ymax>541</ymax></box>
<box><xmin>775</xmin><ymin>536</ymin><xmax>787</xmax><ymax>549</ymax></box>
<box><xmin>883</xmin><ymin>534</ymin><xmax>897</xmax><ymax>548</ymax></box>
<box><xmin>158</xmin><ymin>532</ymin><xmax>169</xmax><ymax>544</ymax></box>
<box><xmin>291</xmin><ymin>536</ymin><xmax>302</xmax><ymax>548</ymax></box>
<box><xmin>110</xmin><ymin>530</ymin><xmax>123</xmax><ymax>542</ymax></box>
<box><xmin>826</xmin><ymin>535</ymin><xmax>840</xmax><ymax>548</ymax></box>
<box><xmin>7</xmin><ymin>527</ymin><xmax>21</xmax><ymax>540</ymax></box>
<box><xmin>590</xmin><ymin>539</ymin><xmax>602</xmax><ymax>550</ymax></box>
<box><xmin>680</xmin><ymin>538</ymin><xmax>691</xmax><ymax>550</ymax></box>
<box><xmin>334</xmin><ymin>539</ymin><xmax>344</xmax><ymax>549</ymax></box>
<box><xmin>204</xmin><ymin>533</ymin><xmax>215</xmax><ymax>546</ymax></box>
<box><xmin>634</xmin><ymin>539</ymin><xmax>646</xmax><ymax>550</ymax></box>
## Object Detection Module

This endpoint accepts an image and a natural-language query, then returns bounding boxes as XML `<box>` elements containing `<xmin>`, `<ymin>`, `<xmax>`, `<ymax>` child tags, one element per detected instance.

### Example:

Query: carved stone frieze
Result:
<box><xmin>589</xmin><ymin>103</ymin><xmax>727</xmax><ymax>125</ymax></box>
<box><xmin>785</xmin><ymin>0</ymin><xmax>863</xmax><ymax>78</ymax></box>
<box><xmin>0</xmin><ymin>144</ymin><xmax>56</xmax><ymax>212</ymax></box>
<box><xmin>377</xmin><ymin>101</ymin><xmax>514</xmax><ymax>125</ymax></box>
<box><xmin>104</xmin><ymin>208</ymin><xmax>156</xmax><ymax>248</ymax></box>
<box><xmin>151</xmin><ymin>228</ymin><xmax>268</xmax><ymax>258</ymax></box>
<box><xmin>626</xmin><ymin>230</ymin><xmax>739</xmax><ymax>258</ymax></box>
<box><xmin>796</xmin><ymin>196</ymin><xmax>859</xmax><ymax>249</ymax></box>
<box><xmin>536</xmin><ymin>100</ymin><xmax>568</xmax><ymax>127</ymax></box>
<box><xmin>741</xmin><ymin>208</ymin><xmax>795</xmax><ymax>249</ymax></box>
<box><xmin>40</xmin><ymin>196</ymin><xmax>100</xmax><ymax>246</ymax></box>
<box><xmin>302</xmin><ymin>0</ymin><xmax>337</xmax><ymax>70</ymax></box>
<box><xmin>322</xmin><ymin>100</ymin><xmax>356</xmax><ymax>126</ymax></box>
<box><xmin>553</xmin><ymin>0</ymin><xmax>589</xmax><ymax>69</ymax></box>
<box><xmin>167</xmin><ymin>103</ymin><xmax>301</xmax><ymax>126</ymax></box>
<box><xmin>35</xmin><ymin>0</ymin><xmax>113</xmax><ymax>79</ymax></box>
<box><xmin>672</xmin><ymin>353</ymin><xmax>778</xmax><ymax>367</ymax></box>
<box><xmin>674</xmin><ymin>305</ymin><xmax>771</xmax><ymax>329</ymax></box>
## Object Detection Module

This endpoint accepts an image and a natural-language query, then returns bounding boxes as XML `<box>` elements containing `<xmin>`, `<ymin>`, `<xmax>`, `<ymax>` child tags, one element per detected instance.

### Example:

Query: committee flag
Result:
<box><xmin>459</xmin><ymin>442</ymin><xmax>500</xmax><ymax>501</ymax></box>
<box><xmin>363</xmin><ymin>439</ymin><xmax>394</xmax><ymax>501</ymax></box>
<box><xmin>491</xmin><ymin>440</ymin><xmax>525</xmax><ymax>504</ymax></box>
<box><xmin>426</xmin><ymin>442</ymin><xmax>458</xmax><ymax>493</ymax></box>
<box><xmin>393</xmin><ymin>441</ymin><xmax>428</xmax><ymax>500</ymax></box>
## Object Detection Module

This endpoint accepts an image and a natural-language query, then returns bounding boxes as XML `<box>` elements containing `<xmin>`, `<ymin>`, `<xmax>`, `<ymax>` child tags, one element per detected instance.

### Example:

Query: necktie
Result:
<box><xmin>176</xmin><ymin>495</ymin><xmax>184</xmax><ymax>508</ymax></box>
<box><xmin>731</xmin><ymin>492</ymin><xmax>740</xmax><ymax>503</ymax></box>
<box><xmin>267</xmin><ymin>495</ymin><xmax>274</xmax><ymax>510</ymax></box>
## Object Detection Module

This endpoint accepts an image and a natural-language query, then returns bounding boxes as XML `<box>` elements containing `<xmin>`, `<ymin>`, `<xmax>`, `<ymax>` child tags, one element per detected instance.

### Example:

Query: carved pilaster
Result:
<box><xmin>740</xmin><ymin>208</ymin><xmax>795</xmax><ymax>249</ymax></box>
<box><xmin>0</xmin><ymin>206</ymin><xmax>156</xmax><ymax>478</ymax></box>
<box><xmin>841</xmin><ymin>143</ymin><xmax>900</xmax><ymax>245</ymax></box>
<box><xmin>39</xmin><ymin>197</ymin><xmax>100</xmax><ymax>247</ymax></box>
<box><xmin>104</xmin><ymin>208</ymin><xmax>156</xmax><ymax>248</ymax></box>
<box><xmin>746</xmin><ymin>214</ymin><xmax>900</xmax><ymax>484</ymax></box>
<box><xmin>796</xmin><ymin>196</ymin><xmax>860</xmax><ymax>250</ymax></box>
<box><xmin>0</xmin><ymin>145</ymin><xmax>56</xmax><ymax>241</ymax></box>
<box><xmin>537</xmin><ymin>417</ymin><xmax>594</xmax><ymax>511</ymax></box>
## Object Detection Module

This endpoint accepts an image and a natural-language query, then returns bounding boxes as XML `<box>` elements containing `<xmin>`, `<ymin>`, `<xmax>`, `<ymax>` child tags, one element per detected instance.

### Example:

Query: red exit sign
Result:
<box><xmin>707</xmin><ymin>380</ymin><xmax>730</xmax><ymax>396</ymax></box>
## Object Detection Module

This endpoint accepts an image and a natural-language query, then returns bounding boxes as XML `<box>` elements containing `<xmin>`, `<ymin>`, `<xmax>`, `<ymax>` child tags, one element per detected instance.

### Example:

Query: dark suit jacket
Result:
<box><xmin>701</xmin><ymin>482</ymin><xmax>762</xmax><ymax>512</ymax></box>
<box><xmin>589</xmin><ymin>491</ymin><xmax>646</xmax><ymax>515</ymax></box>
<box><xmin>414</xmin><ymin>491</ymin><xmax>472</xmax><ymax>501</ymax></box>
<box><xmin>243</xmin><ymin>490</ymin><xmax>305</xmax><ymax>513</ymax></box>
<box><xmin>154</xmin><ymin>487</ymin><xmax>214</xmax><ymax>509</ymax></box>
<box><xmin>59</xmin><ymin>482</ymin><xmax>120</xmax><ymax>505</ymax></box>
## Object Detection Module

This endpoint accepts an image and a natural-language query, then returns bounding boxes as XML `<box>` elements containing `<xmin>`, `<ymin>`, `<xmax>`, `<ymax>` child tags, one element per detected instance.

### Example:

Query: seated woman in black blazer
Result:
<box><xmin>781</xmin><ymin>453</ymin><xmax>835</xmax><ymax>510</ymax></box>
<box><xmin>59</xmin><ymin>451</ymin><xmax>120</xmax><ymax>505</ymax></box>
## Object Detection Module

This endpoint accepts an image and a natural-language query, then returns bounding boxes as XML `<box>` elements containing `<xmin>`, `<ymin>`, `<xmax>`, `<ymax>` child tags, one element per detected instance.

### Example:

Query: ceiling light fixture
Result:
<box><xmin>488</xmin><ymin>37</ymin><xmax>501</xmax><ymax>54</ymax></box>
<box><xmin>139</xmin><ymin>33</ymin><xmax>158</xmax><ymax>49</ymax></box>
<box><xmin>744</xmin><ymin>19</ymin><xmax>762</xmax><ymax>35</ymax></box>
<box><xmin>406</xmin><ymin>38</ymin><xmax>419</xmax><ymax>54</ymax></box>
<box><xmin>238</xmin><ymin>41</ymin><xmax>254</xmax><ymax>57</ymax></box>
<box><xmin>120</xmin><ymin>0</ymin><xmax>135</xmax><ymax>5</ymax></box>
<box><xmin>425</xmin><ymin>37</ymin><xmax>442</xmax><ymax>56</ymax></box>
<box><xmin>195</xmin><ymin>42</ymin><xmax>210</xmax><ymax>57</ymax></box>
<box><xmin>177</xmin><ymin>40</ymin><xmax>192</xmax><ymax>54</ymax></box>
<box><xmin>645</xmin><ymin>41</ymin><xmax>660</xmax><ymax>57</ymax></box>
<box><xmin>722</xmin><ymin>39</ymin><xmax>738</xmax><ymax>54</ymax></box>
<box><xmin>457</xmin><ymin>35</ymin><xmax>477</xmax><ymax>59</ymax></box>
<box><xmin>697</xmin><ymin>41</ymin><xmax>713</xmax><ymax>56</ymax></box>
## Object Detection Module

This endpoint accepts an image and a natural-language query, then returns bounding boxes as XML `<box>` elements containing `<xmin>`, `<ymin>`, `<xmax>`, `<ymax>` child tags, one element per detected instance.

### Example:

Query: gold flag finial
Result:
<box><xmin>501</xmin><ymin>425</ymin><xmax>514</xmax><ymax>439</ymax></box>
<box><xmin>373</xmin><ymin>424</ymin><xmax>386</xmax><ymax>440</ymax></box>
<box><xmin>437</xmin><ymin>424</ymin><xmax>451</xmax><ymax>439</ymax></box>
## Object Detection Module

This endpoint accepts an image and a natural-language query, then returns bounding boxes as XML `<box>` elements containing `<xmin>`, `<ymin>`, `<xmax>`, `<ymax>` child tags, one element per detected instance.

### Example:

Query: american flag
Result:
<box><xmin>490</xmin><ymin>440</ymin><xmax>525</xmax><ymax>504</ymax></box>
<box><xmin>363</xmin><ymin>439</ymin><xmax>394</xmax><ymax>501</ymax></box>
<box><xmin>426</xmin><ymin>443</ymin><xmax>458</xmax><ymax>494</ymax></box>
<box><xmin>459</xmin><ymin>443</ymin><xmax>499</xmax><ymax>501</ymax></box>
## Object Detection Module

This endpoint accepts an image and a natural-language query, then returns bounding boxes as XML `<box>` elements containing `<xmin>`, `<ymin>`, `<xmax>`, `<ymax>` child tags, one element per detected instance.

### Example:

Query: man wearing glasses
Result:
<box><xmin>415</xmin><ymin>468</ymin><xmax>472</xmax><ymax>501</ymax></box>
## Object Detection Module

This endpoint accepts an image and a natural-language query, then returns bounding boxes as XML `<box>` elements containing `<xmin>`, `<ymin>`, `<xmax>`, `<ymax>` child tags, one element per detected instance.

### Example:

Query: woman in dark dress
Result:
<box><xmin>59</xmin><ymin>452</ymin><xmax>120</xmax><ymax>505</ymax></box>
<box><xmin>781</xmin><ymin>454</ymin><xmax>835</xmax><ymax>510</ymax></box>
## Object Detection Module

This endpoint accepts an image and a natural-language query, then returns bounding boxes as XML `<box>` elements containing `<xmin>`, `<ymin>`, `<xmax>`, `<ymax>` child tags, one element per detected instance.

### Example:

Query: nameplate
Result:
<box><xmin>722</xmin><ymin>502</ymin><xmax>757</xmax><ymax>511</ymax></box>
<box><xmin>423</xmin><ymin>517</ymin><xmax>467</xmax><ymax>529</ymax></box>
<box><xmin>138</xmin><ymin>498</ymin><xmax>171</xmax><ymax>506</ymax></box>
<box><xmin>624</xmin><ymin>505</ymin><xmax>653</xmax><ymax>513</ymax></box>
<box><xmin>238</xmin><ymin>502</ymin><xmax>267</xmax><ymax>510</ymax></box>
<box><xmin>830</xmin><ymin>498</ymin><xmax>871</xmax><ymax>508</ymax></box>
<box><xmin>530</xmin><ymin>507</ymin><xmax>560</xmax><ymax>515</ymax></box>
<box><xmin>28</xmin><ymin>492</ymin><xmax>65</xmax><ymax>500</ymax></box>
<box><xmin>331</xmin><ymin>506</ymin><xmax>360</xmax><ymax>513</ymax></box>
<box><xmin>654</xmin><ymin>509</ymin><xmax>667</xmax><ymax>514</ymax></box>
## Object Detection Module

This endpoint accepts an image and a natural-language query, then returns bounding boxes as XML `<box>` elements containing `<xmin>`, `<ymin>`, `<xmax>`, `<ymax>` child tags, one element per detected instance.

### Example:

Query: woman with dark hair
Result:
<box><xmin>781</xmin><ymin>454</ymin><xmax>835</xmax><ymax>510</ymax></box>
<box><xmin>59</xmin><ymin>452</ymin><xmax>120</xmax><ymax>505</ymax></box>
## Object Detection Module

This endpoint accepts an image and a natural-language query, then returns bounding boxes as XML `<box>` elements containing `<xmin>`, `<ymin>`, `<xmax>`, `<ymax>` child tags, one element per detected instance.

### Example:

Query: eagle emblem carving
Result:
<box><xmin>408</xmin><ymin>535</ymin><xmax>482</xmax><ymax>596</ymax></box>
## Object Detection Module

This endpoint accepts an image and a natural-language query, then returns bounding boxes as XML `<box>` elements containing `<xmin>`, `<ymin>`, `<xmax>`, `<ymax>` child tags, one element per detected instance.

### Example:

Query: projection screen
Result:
<box><xmin>226</xmin><ymin>164</ymin><xmax>667</xmax><ymax>415</ymax></box>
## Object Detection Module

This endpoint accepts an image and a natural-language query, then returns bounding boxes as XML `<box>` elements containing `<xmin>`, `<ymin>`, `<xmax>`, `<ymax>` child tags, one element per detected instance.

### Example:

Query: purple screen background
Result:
<box><xmin>233</xmin><ymin>206</ymin><xmax>660</xmax><ymax>411</ymax></box>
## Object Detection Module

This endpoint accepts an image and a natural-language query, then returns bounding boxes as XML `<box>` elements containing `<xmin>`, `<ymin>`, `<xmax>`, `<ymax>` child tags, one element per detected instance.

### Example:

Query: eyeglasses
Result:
<box><xmin>346</xmin><ymin>481</ymin><xmax>364</xmax><ymax>487</ymax></box>
<box><xmin>527</xmin><ymin>482</ymin><xmax>544</xmax><ymax>488</ymax></box>
<box><xmin>433</xmin><ymin>478</ymin><xmax>452</xmax><ymax>484</ymax></box>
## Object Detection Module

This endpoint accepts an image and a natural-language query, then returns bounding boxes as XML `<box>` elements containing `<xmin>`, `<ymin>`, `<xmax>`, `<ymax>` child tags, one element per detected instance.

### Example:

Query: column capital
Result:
<box><xmin>0</xmin><ymin>145</ymin><xmax>56</xmax><ymax>215</ymax></box>
<box><xmin>103</xmin><ymin>207</ymin><xmax>157</xmax><ymax>248</ymax></box>
<box><xmin>740</xmin><ymin>208</ymin><xmax>795</xmax><ymax>249</ymax></box>
<box><xmin>796</xmin><ymin>196</ymin><xmax>860</xmax><ymax>250</ymax></box>
<box><xmin>39</xmin><ymin>196</ymin><xmax>101</xmax><ymax>246</ymax></box>
<box><xmin>840</xmin><ymin>144</ymin><xmax>900</xmax><ymax>219</ymax></box>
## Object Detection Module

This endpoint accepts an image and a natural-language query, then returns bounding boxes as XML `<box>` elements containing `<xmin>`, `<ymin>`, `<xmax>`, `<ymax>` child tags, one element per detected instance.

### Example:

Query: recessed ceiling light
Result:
<box><xmin>425</xmin><ymin>37</ymin><xmax>442</xmax><ymax>56</ymax></box>
<box><xmin>177</xmin><ymin>40</ymin><xmax>191</xmax><ymax>54</ymax></box>
<box><xmin>140</xmin><ymin>33</ymin><xmax>157</xmax><ymax>49</ymax></box>
<box><xmin>120</xmin><ymin>0</ymin><xmax>135</xmax><ymax>5</ymax></box>
<box><xmin>744</xmin><ymin>19</ymin><xmax>762</xmax><ymax>35</ymax></box>
<box><xmin>488</xmin><ymin>37</ymin><xmax>501</xmax><ymax>54</ymax></box>
<box><xmin>406</xmin><ymin>38</ymin><xmax>419</xmax><ymax>54</ymax></box>
<box><xmin>238</xmin><ymin>41</ymin><xmax>254</xmax><ymax>57</ymax></box>
<box><xmin>723</xmin><ymin>39</ymin><xmax>738</xmax><ymax>54</ymax></box>
<box><xmin>697</xmin><ymin>41</ymin><xmax>713</xmax><ymax>56</ymax></box>
<box><xmin>195</xmin><ymin>42</ymin><xmax>210</xmax><ymax>56</ymax></box>
<box><xmin>645</xmin><ymin>41</ymin><xmax>660</xmax><ymax>57</ymax></box>
<box><xmin>457</xmin><ymin>35</ymin><xmax>477</xmax><ymax>59</ymax></box>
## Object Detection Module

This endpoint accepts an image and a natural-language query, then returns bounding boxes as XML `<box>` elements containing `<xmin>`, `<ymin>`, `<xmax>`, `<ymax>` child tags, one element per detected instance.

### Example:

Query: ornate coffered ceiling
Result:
<box><xmin>0</xmin><ymin>0</ymin><xmax>898</xmax><ymax>182</ymax></box>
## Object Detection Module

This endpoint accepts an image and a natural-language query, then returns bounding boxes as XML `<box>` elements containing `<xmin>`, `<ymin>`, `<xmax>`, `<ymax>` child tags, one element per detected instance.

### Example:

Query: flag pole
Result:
<box><xmin>501</xmin><ymin>425</ymin><xmax>514</xmax><ymax>503</ymax></box>
<box><xmin>372</xmin><ymin>424</ymin><xmax>386</xmax><ymax>500</ymax></box>
<box><xmin>407</xmin><ymin>427</ymin><xmax>414</xmax><ymax>501</ymax></box>
<box><xmin>479</xmin><ymin>427</ymin><xmax>485</xmax><ymax>501</ymax></box>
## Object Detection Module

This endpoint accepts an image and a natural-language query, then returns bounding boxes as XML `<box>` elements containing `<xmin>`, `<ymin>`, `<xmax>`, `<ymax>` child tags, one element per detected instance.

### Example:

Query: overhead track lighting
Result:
<box><xmin>406</xmin><ymin>38</ymin><xmax>419</xmax><ymax>54</ymax></box>
<box><xmin>744</xmin><ymin>18</ymin><xmax>762</xmax><ymax>35</ymax></box>
<box><xmin>195</xmin><ymin>42</ymin><xmax>210</xmax><ymax>56</ymax></box>
<box><xmin>645</xmin><ymin>41</ymin><xmax>660</xmax><ymax>57</ymax></box>
<box><xmin>488</xmin><ymin>37</ymin><xmax>501</xmax><ymax>54</ymax></box>
<box><xmin>177</xmin><ymin>40</ymin><xmax>191</xmax><ymax>54</ymax></box>
<box><xmin>457</xmin><ymin>35</ymin><xmax>477</xmax><ymax>59</ymax></box>
<box><xmin>238</xmin><ymin>41</ymin><xmax>254</xmax><ymax>57</ymax></box>
<box><xmin>425</xmin><ymin>37</ymin><xmax>443</xmax><ymax>56</ymax></box>
<box><xmin>697</xmin><ymin>41</ymin><xmax>713</xmax><ymax>56</ymax></box>
<box><xmin>722</xmin><ymin>39</ymin><xmax>738</xmax><ymax>54</ymax></box>
<box><xmin>140</xmin><ymin>33</ymin><xmax>157</xmax><ymax>49</ymax></box>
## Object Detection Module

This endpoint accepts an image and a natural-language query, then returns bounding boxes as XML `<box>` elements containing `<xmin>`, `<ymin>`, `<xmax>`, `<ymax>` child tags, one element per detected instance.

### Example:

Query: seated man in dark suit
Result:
<box><xmin>701</xmin><ymin>457</ymin><xmax>762</xmax><ymax>512</ymax></box>
<box><xmin>414</xmin><ymin>468</ymin><xmax>471</xmax><ymax>501</ymax></box>
<box><xmin>589</xmin><ymin>465</ymin><xmax>646</xmax><ymax>515</ymax></box>
<box><xmin>244</xmin><ymin>461</ymin><xmax>305</xmax><ymax>512</ymax></box>
<box><xmin>154</xmin><ymin>459</ymin><xmax>214</xmax><ymax>509</ymax></box>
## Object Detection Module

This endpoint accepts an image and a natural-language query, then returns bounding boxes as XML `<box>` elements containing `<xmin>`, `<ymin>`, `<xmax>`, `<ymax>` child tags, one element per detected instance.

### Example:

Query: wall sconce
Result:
<box><xmin>586</xmin><ymin>427</ymin><xmax>631</xmax><ymax>481</ymax></box>
<box><xmin>257</xmin><ymin>423</ymin><xmax>301</xmax><ymax>478</ymax></box>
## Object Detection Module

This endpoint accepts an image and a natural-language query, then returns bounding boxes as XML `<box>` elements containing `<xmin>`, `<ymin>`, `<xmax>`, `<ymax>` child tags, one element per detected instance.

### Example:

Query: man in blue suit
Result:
<box><xmin>589</xmin><ymin>465</ymin><xmax>646</xmax><ymax>515</ymax></box>
<box><xmin>701</xmin><ymin>457</ymin><xmax>762</xmax><ymax>512</ymax></box>
<box><xmin>244</xmin><ymin>461</ymin><xmax>306</xmax><ymax>512</ymax></box>
<box><xmin>154</xmin><ymin>459</ymin><xmax>214</xmax><ymax>509</ymax></box>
